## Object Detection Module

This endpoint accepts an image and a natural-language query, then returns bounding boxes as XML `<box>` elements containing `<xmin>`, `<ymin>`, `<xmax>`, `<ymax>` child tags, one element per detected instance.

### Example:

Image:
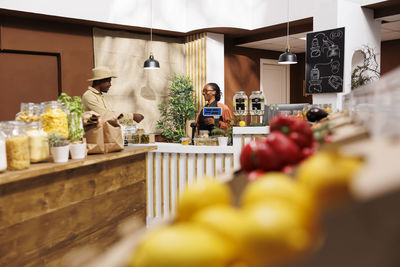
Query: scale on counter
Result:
<box><xmin>202</xmin><ymin>107</ymin><xmax>222</xmax><ymax>119</ymax></box>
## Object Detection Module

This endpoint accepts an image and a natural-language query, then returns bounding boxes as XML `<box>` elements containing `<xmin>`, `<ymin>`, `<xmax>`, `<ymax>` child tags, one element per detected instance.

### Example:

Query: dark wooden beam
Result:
<box><xmin>364</xmin><ymin>0</ymin><xmax>400</xmax><ymax>19</ymax></box>
<box><xmin>231</xmin><ymin>17</ymin><xmax>313</xmax><ymax>46</ymax></box>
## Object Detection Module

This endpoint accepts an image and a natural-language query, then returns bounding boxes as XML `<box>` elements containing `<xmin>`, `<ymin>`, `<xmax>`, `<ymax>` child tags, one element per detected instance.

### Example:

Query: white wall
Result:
<box><xmin>206</xmin><ymin>33</ymin><xmax>225</xmax><ymax>104</ymax></box>
<box><xmin>312</xmin><ymin>0</ymin><xmax>381</xmax><ymax>110</ymax></box>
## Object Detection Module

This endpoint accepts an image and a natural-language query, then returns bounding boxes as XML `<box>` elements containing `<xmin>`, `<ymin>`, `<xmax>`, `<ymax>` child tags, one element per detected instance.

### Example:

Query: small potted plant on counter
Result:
<box><xmin>211</xmin><ymin>127</ymin><xmax>229</xmax><ymax>146</ymax></box>
<box><xmin>48</xmin><ymin>132</ymin><xmax>70</xmax><ymax>163</ymax></box>
<box><xmin>58</xmin><ymin>93</ymin><xmax>86</xmax><ymax>159</ymax></box>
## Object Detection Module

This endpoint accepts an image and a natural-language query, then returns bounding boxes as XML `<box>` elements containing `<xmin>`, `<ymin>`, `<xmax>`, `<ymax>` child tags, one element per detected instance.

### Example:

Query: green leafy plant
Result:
<box><xmin>351</xmin><ymin>45</ymin><xmax>380</xmax><ymax>90</ymax></box>
<box><xmin>211</xmin><ymin>127</ymin><xmax>228</xmax><ymax>137</ymax></box>
<box><xmin>157</xmin><ymin>75</ymin><xmax>197</xmax><ymax>142</ymax></box>
<box><xmin>48</xmin><ymin>132</ymin><xmax>69</xmax><ymax>147</ymax></box>
<box><xmin>58</xmin><ymin>93</ymin><xmax>84</xmax><ymax>143</ymax></box>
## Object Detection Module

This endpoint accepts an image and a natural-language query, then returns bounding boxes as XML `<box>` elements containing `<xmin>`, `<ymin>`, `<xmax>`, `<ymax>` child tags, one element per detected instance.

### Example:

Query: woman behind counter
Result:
<box><xmin>197</xmin><ymin>83</ymin><xmax>233</xmax><ymax>134</ymax></box>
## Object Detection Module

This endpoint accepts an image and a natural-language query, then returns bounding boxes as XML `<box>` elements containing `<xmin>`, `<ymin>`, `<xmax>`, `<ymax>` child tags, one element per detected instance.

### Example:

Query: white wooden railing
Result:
<box><xmin>130</xmin><ymin>126</ymin><xmax>270</xmax><ymax>225</ymax></box>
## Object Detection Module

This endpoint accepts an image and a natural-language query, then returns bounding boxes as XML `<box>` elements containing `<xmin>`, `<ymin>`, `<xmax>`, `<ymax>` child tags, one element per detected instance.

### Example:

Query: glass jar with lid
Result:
<box><xmin>233</xmin><ymin>91</ymin><xmax>248</xmax><ymax>116</ymax></box>
<box><xmin>249</xmin><ymin>91</ymin><xmax>265</xmax><ymax>116</ymax></box>
<box><xmin>0</xmin><ymin>123</ymin><xmax>7</xmax><ymax>172</ymax></box>
<box><xmin>16</xmin><ymin>102</ymin><xmax>41</xmax><ymax>122</ymax></box>
<box><xmin>3</xmin><ymin>121</ymin><xmax>30</xmax><ymax>170</ymax></box>
<box><xmin>40</xmin><ymin>101</ymin><xmax>69</xmax><ymax>138</ymax></box>
<box><xmin>26</xmin><ymin>121</ymin><xmax>49</xmax><ymax>163</ymax></box>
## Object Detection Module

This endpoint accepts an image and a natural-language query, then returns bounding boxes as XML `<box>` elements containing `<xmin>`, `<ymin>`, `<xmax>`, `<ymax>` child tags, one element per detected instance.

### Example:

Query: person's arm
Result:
<box><xmin>219</xmin><ymin>104</ymin><xmax>234</xmax><ymax>130</ymax></box>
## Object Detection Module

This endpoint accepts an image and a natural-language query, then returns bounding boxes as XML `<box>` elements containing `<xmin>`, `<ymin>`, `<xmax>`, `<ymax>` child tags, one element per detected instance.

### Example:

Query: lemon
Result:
<box><xmin>240</xmin><ymin>173</ymin><xmax>318</xmax><ymax>231</ymax></box>
<box><xmin>130</xmin><ymin>223</ymin><xmax>235</xmax><ymax>267</ymax></box>
<box><xmin>192</xmin><ymin>205</ymin><xmax>246</xmax><ymax>245</ymax></box>
<box><xmin>239</xmin><ymin>121</ymin><xmax>246</xmax><ymax>127</ymax></box>
<box><xmin>297</xmin><ymin>152</ymin><xmax>363</xmax><ymax>208</ymax></box>
<box><xmin>177</xmin><ymin>178</ymin><xmax>233</xmax><ymax>221</ymax></box>
<box><xmin>240</xmin><ymin>200</ymin><xmax>312</xmax><ymax>266</ymax></box>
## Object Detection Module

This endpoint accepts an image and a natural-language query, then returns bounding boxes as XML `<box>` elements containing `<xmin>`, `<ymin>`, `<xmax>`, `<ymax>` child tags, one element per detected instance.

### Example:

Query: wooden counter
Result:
<box><xmin>0</xmin><ymin>146</ymin><xmax>156</xmax><ymax>267</ymax></box>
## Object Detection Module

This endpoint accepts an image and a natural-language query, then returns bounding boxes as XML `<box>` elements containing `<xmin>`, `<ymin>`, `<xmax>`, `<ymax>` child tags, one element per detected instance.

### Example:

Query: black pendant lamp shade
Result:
<box><xmin>278</xmin><ymin>0</ymin><xmax>297</xmax><ymax>65</ymax></box>
<box><xmin>279</xmin><ymin>45</ymin><xmax>297</xmax><ymax>64</ymax></box>
<box><xmin>144</xmin><ymin>53</ymin><xmax>160</xmax><ymax>69</ymax></box>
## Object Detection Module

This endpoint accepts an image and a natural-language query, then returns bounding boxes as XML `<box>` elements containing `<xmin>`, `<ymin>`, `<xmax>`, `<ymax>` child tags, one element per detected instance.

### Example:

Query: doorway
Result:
<box><xmin>260</xmin><ymin>59</ymin><xmax>290</xmax><ymax>104</ymax></box>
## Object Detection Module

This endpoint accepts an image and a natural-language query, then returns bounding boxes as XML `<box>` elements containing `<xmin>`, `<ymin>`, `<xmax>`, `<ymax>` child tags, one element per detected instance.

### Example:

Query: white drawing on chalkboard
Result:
<box><xmin>308</xmin><ymin>59</ymin><xmax>343</xmax><ymax>93</ymax></box>
<box><xmin>330</xmin><ymin>30</ymin><xmax>343</xmax><ymax>40</ymax></box>
<box><xmin>310</xmin><ymin>37</ymin><xmax>321</xmax><ymax>58</ymax></box>
<box><xmin>310</xmin><ymin>32</ymin><xmax>341</xmax><ymax>59</ymax></box>
<box><xmin>328</xmin><ymin>75</ymin><xmax>343</xmax><ymax>90</ymax></box>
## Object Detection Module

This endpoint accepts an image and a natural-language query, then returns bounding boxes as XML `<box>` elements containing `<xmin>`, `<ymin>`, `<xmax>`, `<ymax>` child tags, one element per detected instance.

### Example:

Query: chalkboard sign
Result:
<box><xmin>305</xmin><ymin>27</ymin><xmax>345</xmax><ymax>94</ymax></box>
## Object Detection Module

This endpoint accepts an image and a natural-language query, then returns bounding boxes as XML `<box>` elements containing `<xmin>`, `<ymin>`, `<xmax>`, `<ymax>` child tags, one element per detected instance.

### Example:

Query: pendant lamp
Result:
<box><xmin>144</xmin><ymin>0</ymin><xmax>160</xmax><ymax>69</ymax></box>
<box><xmin>278</xmin><ymin>0</ymin><xmax>297</xmax><ymax>64</ymax></box>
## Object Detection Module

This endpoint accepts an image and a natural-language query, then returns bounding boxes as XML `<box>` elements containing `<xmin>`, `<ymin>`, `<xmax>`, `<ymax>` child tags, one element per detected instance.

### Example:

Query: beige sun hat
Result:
<box><xmin>88</xmin><ymin>66</ymin><xmax>117</xmax><ymax>81</ymax></box>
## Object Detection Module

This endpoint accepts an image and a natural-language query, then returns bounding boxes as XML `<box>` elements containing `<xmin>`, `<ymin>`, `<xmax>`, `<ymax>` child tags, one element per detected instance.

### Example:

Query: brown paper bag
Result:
<box><xmin>83</xmin><ymin>111</ymin><xmax>124</xmax><ymax>154</ymax></box>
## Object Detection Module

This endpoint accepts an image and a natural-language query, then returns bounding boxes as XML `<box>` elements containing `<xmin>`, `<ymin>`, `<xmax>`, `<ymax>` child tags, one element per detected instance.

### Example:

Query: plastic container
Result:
<box><xmin>233</xmin><ymin>91</ymin><xmax>248</xmax><ymax>116</ymax></box>
<box><xmin>249</xmin><ymin>91</ymin><xmax>265</xmax><ymax>116</ymax></box>
<box><xmin>40</xmin><ymin>101</ymin><xmax>69</xmax><ymax>138</ymax></box>
<box><xmin>26</xmin><ymin>121</ymin><xmax>49</xmax><ymax>163</ymax></box>
<box><xmin>0</xmin><ymin>123</ymin><xmax>7</xmax><ymax>172</ymax></box>
<box><xmin>3</xmin><ymin>121</ymin><xmax>30</xmax><ymax>170</ymax></box>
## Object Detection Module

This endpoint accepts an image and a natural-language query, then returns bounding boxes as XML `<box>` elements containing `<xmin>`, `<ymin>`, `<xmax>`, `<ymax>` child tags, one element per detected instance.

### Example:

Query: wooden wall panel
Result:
<box><xmin>0</xmin><ymin>52</ymin><xmax>58</xmax><ymax>121</ymax></box>
<box><xmin>381</xmin><ymin>39</ymin><xmax>400</xmax><ymax>76</ymax></box>
<box><xmin>0</xmin><ymin>14</ymin><xmax>94</xmax><ymax>120</ymax></box>
<box><xmin>224</xmin><ymin>38</ymin><xmax>310</xmax><ymax>117</ymax></box>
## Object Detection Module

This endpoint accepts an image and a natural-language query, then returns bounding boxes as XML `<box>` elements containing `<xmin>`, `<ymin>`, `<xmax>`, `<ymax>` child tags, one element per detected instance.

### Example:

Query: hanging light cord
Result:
<box><xmin>150</xmin><ymin>0</ymin><xmax>153</xmax><ymax>52</ymax></box>
<box><xmin>286</xmin><ymin>0</ymin><xmax>290</xmax><ymax>49</ymax></box>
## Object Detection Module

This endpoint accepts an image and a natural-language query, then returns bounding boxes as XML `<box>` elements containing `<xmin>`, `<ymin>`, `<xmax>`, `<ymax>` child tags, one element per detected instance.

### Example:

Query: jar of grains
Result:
<box><xmin>26</xmin><ymin>121</ymin><xmax>49</xmax><ymax>163</ymax></box>
<box><xmin>3</xmin><ymin>121</ymin><xmax>30</xmax><ymax>170</ymax></box>
<box><xmin>0</xmin><ymin>123</ymin><xmax>7</xmax><ymax>172</ymax></box>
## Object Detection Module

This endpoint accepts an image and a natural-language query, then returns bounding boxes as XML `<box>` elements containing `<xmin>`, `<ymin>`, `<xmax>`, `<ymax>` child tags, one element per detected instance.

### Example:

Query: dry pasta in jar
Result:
<box><xmin>40</xmin><ymin>101</ymin><xmax>69</xmax><ymax>138</ymax></box>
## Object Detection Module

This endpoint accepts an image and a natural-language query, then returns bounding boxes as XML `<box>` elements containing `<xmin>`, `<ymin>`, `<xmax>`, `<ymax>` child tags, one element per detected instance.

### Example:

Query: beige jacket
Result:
<box><xmin>82</xmin><ymin>87</ymin><xmax>133</xmax><ymax>121</ymax></box>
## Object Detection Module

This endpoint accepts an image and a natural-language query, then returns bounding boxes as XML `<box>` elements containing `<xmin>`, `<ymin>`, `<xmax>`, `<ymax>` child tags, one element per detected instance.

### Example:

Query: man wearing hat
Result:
<box><xmin>82</xmin><ymin>66</ymin><xmax>144</xmax><ymax>123</ymax></box>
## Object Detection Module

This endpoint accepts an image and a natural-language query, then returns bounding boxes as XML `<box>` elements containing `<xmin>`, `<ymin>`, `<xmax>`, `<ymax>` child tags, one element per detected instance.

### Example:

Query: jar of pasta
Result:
<box><xmin>0</xmin><ymin>123</ymin><xmax>7</xmax><ymax>172</ymax></box>
<box><xmin>40</xmin><ymin>101</ymin><xmax>69</xmax><ymax>138</ymax></box>
<box><xmin>26</xmin><ymin>121</ymin><xmax>49</xmax><ymax>163</ymax></box>
<box><xmin>16</xmin><ymin>102</ymin><xmax>41</xmax><ymax>122</ymax></box>
<box><xmin>3</xmin><ymin>121</ymin><xmax>30</xmax><ymax>170</ymax></box>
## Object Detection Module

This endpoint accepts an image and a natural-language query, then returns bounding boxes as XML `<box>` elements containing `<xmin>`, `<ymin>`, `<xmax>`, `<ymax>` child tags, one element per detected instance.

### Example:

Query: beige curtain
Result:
<box><xmin>93</xmin><ymin>27</ymin><xmax>185</xmax><ymax>133</ymax></box>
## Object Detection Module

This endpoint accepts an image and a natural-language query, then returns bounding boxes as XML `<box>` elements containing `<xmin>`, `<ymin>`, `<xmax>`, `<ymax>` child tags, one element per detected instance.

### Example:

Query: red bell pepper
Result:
<box><xmin>265</xmin><ymin>131</ymin><xmax>301</xmax><ymax>165</ymax></box>
<box><xmin>240</xmin><ymin>139</ymin><xmax>282</xmax><ymax>172</ymax></box>
<box><xmin>269</xmin><ymin>116</ymin><xmax>314</xmax><ymax>149</ymax></box>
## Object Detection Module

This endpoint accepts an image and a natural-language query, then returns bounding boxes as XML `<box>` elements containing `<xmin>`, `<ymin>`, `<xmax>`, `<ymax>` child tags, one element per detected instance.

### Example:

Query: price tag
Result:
<box><xmin>203</xmin><ymin>107</ymin><xmax>222</xmax><ymax>117</ymax></box>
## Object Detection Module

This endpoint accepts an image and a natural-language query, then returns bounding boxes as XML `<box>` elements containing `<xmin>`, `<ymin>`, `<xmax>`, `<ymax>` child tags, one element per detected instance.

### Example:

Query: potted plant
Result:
<box><xmin>58</xmin><ymin>93</ymin><xmax>86</xmax><ymax>159</ymax></box>
<box><xmin>156</xmin><ymin>75</ymin><xmax>197</xmax><ymax>143</ymax></box>
<box><xmin>351</xmin><ymin>45</ymin><xmax>380</xmax><ymax>90</ymax></box>
<box><xmin>48</xmin><ymin>132</ymin><xmax>70</xmax><ymax>163</ymax></box>
<box><xmin>211</xmin><ymin>127</ymin><xmax>229</xmax><ymax>146</ymax></box>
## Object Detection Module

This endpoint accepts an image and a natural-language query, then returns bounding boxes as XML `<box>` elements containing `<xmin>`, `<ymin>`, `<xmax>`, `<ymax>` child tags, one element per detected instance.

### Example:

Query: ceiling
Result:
<box><xmin>238</xmin><ymin>20</ymin><xmax>400</xmax><ymax>53</ymax></box>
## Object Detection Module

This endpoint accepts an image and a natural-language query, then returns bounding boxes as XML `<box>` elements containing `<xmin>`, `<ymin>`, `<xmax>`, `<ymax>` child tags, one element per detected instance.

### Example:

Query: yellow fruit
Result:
<box><xmin>297</xmin><ymin>152</ymin><xmax>363</xmax><ymax>208</ymax></box>
<box><xmin>241</xmin><ymin>200</ymin><xmax>313</xmax><ymax>266</ymax></box>
<box><xmin>240</xmin><ymin>173</ymin><xmax>318</xmax><ymax>232</ymax></box>
<box><xmin>239</xmin><ymin>121</ymin><xmax>246</xmax><ymax>127</ymax></box>
<box><xmin>192</xmin><ymin>205</ymin><xmax>246</xmax><ymax>245</ymax></box>
<box><xmin>177</xmin><ymin>178</ymin><xmax>233</xmax><ymax>221</ymax></box>
<box><xmin>130</xmin><ymin>223</ymin><xmax>235</xmax><ymax>267</ymax></box>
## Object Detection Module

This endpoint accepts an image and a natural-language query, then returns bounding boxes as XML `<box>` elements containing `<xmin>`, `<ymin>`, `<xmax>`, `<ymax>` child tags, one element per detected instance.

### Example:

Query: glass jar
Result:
<box><xmin>16</xmin><ymin>102</ymin><xmax>41</xmax><ymax>122</ymax></box>
<box><xmin>249</xmin><ymin>91</ymin><xmax>265</xmax><ymax>116</ymax></box>
<box><xmin>0</xmin><ymin>123</ymin><xmax>7</xmax><ymax>172</ymax></box>
<box><xmin>3</xmin><ymin>121</ymin><xmax>30</xmax><ymax>170</ymax></box>
<box><xmin>40</xmin><ymin>101</ymin><xmax>69</xmax><ymax>138</ymax></box>
<box><xmin>199</xmin><ymin>130</ymin><xmax>209</xmax><ymax>138</ymax></box>
<box><xmin>26</xmin><ymin>121</ymin><xmax>49</xmax><ymax>163</ymax></box>
<box><xmin>233</xmin><ymin>91</ymin><xmax>248</xmax><ymax>116</ymax></box>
